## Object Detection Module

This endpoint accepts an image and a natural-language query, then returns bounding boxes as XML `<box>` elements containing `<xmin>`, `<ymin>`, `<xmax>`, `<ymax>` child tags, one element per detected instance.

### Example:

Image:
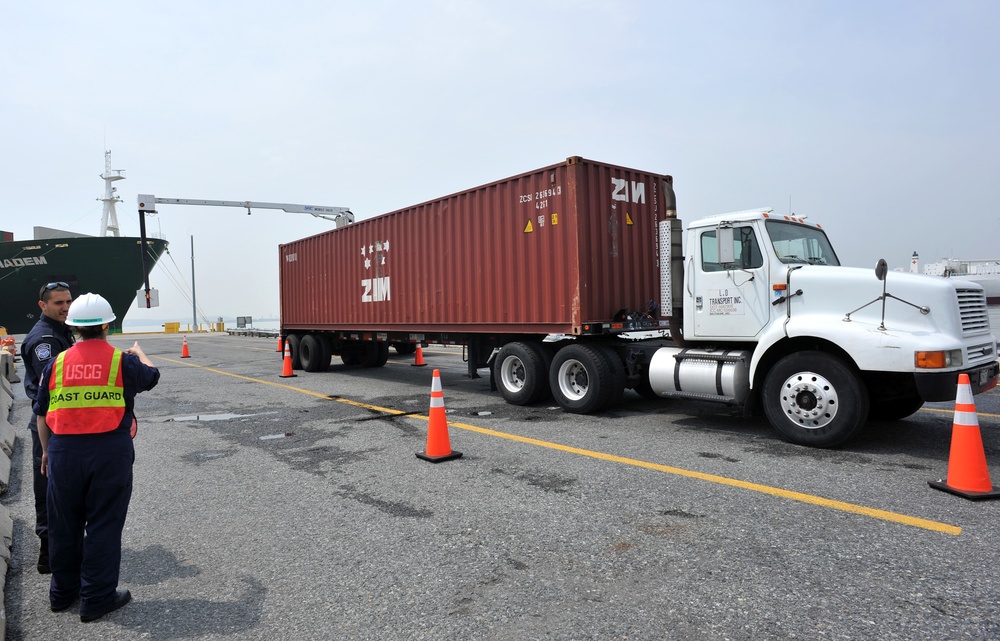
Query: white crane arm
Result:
<box><xmin>137</xmin><ymin>195</ymin><xmax>354</xmax><ymax>227</ymax></box>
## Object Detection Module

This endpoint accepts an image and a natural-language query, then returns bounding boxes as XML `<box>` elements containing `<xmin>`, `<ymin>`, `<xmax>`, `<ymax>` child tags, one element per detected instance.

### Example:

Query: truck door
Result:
<box><xmin>690</xmin><ymin>224</ymin><xmax>770</xmax><ymax>338</ymax></box>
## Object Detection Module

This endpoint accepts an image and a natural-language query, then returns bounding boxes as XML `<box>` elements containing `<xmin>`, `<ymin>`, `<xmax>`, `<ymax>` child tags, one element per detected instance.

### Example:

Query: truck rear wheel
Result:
<box><xmin>762</xmin><ymin>351</ymin><xmax>869</xmax><ymax>447</ymax></box>
<box><xmin>300</xmin><ymin>334</ymin><xmax>331</xmax><ymax>372</ymax></box>
<box><xmin>549</xmin><ymin>344</ymin><xmax>625</xmax><ymax>414</ymax></box>
<box><xmin>495</xmin><ymin>342</ymin><xmax>549</xmax><ymax>405</ymax></box>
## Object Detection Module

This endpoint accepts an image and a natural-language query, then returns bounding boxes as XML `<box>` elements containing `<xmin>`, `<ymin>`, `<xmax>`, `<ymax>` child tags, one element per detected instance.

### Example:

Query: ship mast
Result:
<box><xmin>99</xmin><ymin>150</ymin><xmax>125</xmax><ymax>237</ymax></box>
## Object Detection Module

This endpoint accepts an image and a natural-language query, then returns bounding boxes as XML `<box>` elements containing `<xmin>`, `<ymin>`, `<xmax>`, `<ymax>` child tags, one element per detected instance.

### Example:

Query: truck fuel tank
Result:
<box><xmin>648</xmin><ymin>347</ymin><xmax>752</xmax><ymax>403</ymax></box>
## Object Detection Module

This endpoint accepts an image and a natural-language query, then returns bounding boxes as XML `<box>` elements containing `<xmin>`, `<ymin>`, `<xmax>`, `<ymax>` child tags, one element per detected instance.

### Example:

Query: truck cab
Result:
<box><xmin>655</xmin><ymin>208</ymin><xmax>1000</xmax><ymax>446</ymax></box>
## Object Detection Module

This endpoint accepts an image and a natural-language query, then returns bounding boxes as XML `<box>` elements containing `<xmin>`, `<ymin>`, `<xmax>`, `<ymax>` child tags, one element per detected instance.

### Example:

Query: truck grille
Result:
<box><xmin>968</xmin><ymin>342</ymin><xmax>996</xmax><ymax>361</ymax></box>
<box><xmin>957</xmin><ymin>288</ymin><xmax>991</xmax><ymax>336</ymax></box>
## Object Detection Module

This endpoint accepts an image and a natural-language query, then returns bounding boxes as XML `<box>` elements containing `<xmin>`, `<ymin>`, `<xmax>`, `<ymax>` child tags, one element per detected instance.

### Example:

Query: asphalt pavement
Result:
<box><xmin>3</xmin><ymin>332</ymin><xmax>1000</xmax><ymax>640</ymax></box>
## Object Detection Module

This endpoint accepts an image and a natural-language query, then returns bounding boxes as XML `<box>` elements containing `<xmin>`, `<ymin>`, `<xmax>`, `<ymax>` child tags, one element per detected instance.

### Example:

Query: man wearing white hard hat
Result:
<box><xmin>33</xmin><ymin>293</ymin><xmax>160</xmax><ymax>623</ymax></box>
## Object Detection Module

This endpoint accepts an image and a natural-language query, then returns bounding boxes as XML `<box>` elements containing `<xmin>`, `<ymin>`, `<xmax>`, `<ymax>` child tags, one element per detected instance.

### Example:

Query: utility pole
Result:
<box><xmin>191</xmin><ymin>236</ymin><xmax>197</xmax><ymax>330</ymax></box>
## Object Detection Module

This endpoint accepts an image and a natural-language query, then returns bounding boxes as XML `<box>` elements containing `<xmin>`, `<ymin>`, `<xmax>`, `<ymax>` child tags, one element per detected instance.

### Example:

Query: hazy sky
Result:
<box><xmin>2</xmin><ymin>1</ymin><xmax>998</xmax><ymax>325</ymax></box>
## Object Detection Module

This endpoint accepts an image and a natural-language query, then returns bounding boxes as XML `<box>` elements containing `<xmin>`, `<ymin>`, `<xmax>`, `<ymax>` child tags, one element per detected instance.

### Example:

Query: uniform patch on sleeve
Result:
<box><xmin>34</xmin><ymin>343</ymin><xmax>53</xmax><ymax>361</ymax></box>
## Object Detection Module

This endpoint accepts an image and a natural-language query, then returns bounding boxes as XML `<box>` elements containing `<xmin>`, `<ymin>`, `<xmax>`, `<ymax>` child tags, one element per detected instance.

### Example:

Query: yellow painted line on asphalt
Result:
<box><xmin>439</xmin><ymin>420</ymin><xmax>962</xmax><ymax>536</ymax></box>
<box><xmin>154</xmin><ymin>355</ymin><xmax>963</xmax><ymax>536</ymax></box>
<box><xmin>922</xmin><ymin>406</ymin><xmax>1000</xmax><ymax>421</ymax></box>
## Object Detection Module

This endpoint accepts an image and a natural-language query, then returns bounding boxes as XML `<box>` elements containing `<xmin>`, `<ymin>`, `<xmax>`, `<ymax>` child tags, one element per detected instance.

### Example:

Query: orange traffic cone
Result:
<box><xmin>412</xmin><ymin>344</ymin><xmax>427</xmax><ymax>367</ymax></box>
<box><xmin>929</xmin><ymin>373</ymin><xmax>1000</xmax><ymax>500</ymax></box>
<box><xmin>276</xmin><ymin>336</ymin><xmax>283</xmax><ymax>352</ymax></box>
<box><xmin>416</xmin><ymin>369</ymin><xmax>462</xmax><ymax>463</ymax></box>
<box><xmin>279</xmin><ymin>342</ymin><xmax>297</xmax><ymax>378</ymax></box>
<box><xmin>181</xmin><ymin>335</ymin><xmax>191</xmax><ymax>358</ymax></box>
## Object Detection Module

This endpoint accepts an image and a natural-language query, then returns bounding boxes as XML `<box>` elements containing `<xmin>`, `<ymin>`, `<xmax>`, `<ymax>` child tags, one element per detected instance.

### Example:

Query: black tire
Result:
<box><xmin>299</xmin><ymin>334</ymin><xmax>330</xmax><ymax>373</ymax></box>
<box><xmin>394</xmin><ymin>343</ymin><xmax>417</xmax><ymax>355</ymax></box>
<box><xmin>494</xmin><ymin>342</ymin><xmax>550</xmax><ymax>405</ymax></box>
<box><xmin>762</xmin><ymin>351</ymin><xmax>869</xmax><ymax>447</ymax></box>
<box><xmin>286</xmin><ymin>334</ymin><xmax>303</xmax><ymax>371</ymax></box>
<box><xmin>317</xmin><ymin>336</ymin><xmax>332</xmax><ymax>372</ymax></box>
<box><xmin>595</xmin><ymin>344</ymin><xmax>626</xmax><ymax>408</ymax></box>
<box><xmin>359</xmin><ymin>342</ymin><xmax>389</xmax><ymax>368</ymax></box>
<box><xmin>340</xmin><ymin>352</ymin><xmax>360</xmax><ymax>366</ymax></box>
<box><xmin>549</xmin><ymin>343</ymin><xmax>625</xmax><ymax>414</ymax></box>
<box><xmin>868</xmin><ymin>394</ymin><xmax>924</xmax><ymax>421</ymax></box>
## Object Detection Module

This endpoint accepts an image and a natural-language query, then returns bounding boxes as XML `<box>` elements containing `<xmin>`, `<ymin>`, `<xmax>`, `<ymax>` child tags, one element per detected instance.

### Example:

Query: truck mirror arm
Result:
<box><xmin>844</xmin><ymin>271</ymin><xmax>931</xmax><ymax>329</ymax></box>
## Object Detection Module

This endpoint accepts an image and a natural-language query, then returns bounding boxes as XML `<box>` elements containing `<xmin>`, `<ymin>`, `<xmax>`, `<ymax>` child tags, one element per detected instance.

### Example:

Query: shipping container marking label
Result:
<box><xmin>525</xmin><ymin>213</ymin><xmax>559</xmax><ymax>234</ymax></box>
<box><xmin>361</xmin><ymin>239</ymin><xmax>391</xmax><ymax>302</ymax></box>
<box><xmin>611</xmin><ymin>178</ymin><xmax>647</xmax><ymax>204</ymax></box>
<box><xmin>625</xmin><ymin>213</ymin><xmax>634</xmax><ymax>226</ymax></box>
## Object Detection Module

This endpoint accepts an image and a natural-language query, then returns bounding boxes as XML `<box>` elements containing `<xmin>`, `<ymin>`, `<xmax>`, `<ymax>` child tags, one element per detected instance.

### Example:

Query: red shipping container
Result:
<box><xmin>279</xmin><ymin>157</ymin><xmax>672</xmax><ymax>336</ymax></box>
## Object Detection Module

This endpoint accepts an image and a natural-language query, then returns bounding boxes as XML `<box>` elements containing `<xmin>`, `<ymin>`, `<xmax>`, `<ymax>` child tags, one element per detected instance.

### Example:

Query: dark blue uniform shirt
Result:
<box><xmin>21</xmin><ymin>315</ymin><xmax>75</xmax><ymax>431</ymax></box>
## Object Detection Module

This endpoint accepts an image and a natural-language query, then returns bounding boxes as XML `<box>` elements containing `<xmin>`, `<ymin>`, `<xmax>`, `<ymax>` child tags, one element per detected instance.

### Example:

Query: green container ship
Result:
<box><xmin>0</xmin><ymin>152</ymin><xmax>169</xmax><ymax>335</ymax></box>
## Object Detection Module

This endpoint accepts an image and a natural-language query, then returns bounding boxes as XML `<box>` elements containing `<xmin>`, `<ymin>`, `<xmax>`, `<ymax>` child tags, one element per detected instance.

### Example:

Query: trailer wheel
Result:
<box><xmin>341</xmin><ymin>352</ymin><xmax>360</xmax><ymax>366</ymax></box>
<box><xmin>549</xmin><ymin>344</ymin><xmax>625</xmax><ymax>414</ymax></box>
<box><xmin>495</xmin><ymin>342</ymin><xmax>549</xmax><ymax>405</ymax></box>
<box><xmin>762</xmin><ymin>351</ymin><xmax>869</xmax><ymax>447</ymax></box>
<box><xmin>359</xmin><ymin>342</ymin><xmax>389</xmax><ymax>368</ymax></box>
<box><xmin>394</xmin><ymin>343</ymin><xmax>417</xmax><ymax>356</ymax></box>
<box><xmin>317</xmin><ymin>335</ymin><xmax>332</xmax><ymax>371</ymax></box>
<box><xmin>299</xmin><ymin>334</ymin><xmax>330</xmax><ymax>373</ymax></box>
<box><xmin>287</xmin><ymin>334</ymin><xmax>303</xmax><ymax>371</ymax></box>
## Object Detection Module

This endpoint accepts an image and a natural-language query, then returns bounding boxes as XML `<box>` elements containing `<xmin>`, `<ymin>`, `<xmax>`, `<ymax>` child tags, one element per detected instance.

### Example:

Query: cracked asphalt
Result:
<box><xmin>4</xmin><ymin>332</ymin><xmax>1000</xmax><ymax>640</ymax></box>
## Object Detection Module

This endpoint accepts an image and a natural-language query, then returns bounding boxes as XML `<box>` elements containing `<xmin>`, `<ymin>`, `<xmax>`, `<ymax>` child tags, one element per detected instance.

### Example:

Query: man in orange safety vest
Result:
<box><xmin>34</xmin><ymin>293</ymin><xmax>160</xmax><ymax>623</ymax></box>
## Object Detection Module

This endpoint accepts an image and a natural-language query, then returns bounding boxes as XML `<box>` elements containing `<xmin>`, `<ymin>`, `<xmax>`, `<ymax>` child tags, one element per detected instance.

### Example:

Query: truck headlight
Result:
<box><xmin>914</xmin><ymin>350</ymin><xmax>963</xmax><ymax>369</ymax></box>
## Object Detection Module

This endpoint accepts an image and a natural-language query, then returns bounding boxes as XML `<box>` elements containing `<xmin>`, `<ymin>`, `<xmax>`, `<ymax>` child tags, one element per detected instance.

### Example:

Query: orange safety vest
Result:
<box><xmin>46</xmin><ymin>340</ymin><xmax>126</xmax><ymax>435</ymax></box>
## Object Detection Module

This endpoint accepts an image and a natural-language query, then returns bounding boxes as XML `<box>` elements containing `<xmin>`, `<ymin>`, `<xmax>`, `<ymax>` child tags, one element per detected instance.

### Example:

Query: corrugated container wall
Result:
<box><xmin>279</xmin><ymin>157</ymin><xmax>671</xmax><ymax>335</ymax></box>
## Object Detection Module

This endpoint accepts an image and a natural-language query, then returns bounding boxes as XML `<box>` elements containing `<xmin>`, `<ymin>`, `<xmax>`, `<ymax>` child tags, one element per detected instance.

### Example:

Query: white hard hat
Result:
<box><xmin>65</xmin><ymin>292</ymin><xmax>116</xmax><ymax>326</ymax></box>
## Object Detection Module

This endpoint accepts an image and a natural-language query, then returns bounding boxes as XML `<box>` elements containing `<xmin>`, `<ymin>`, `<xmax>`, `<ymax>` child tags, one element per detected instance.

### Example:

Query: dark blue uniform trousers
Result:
<box><xmin>30</xmin><ymin>429</ymin><xmax>48</xmax><ymax>540</ymax></box>
<box><xmin>46</xmin><ymin>431</ymin><xmax>134</xmax><ymax>613</ymax></box>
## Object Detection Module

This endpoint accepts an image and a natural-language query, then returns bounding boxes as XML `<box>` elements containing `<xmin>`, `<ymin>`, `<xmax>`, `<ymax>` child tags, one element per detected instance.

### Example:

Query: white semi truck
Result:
<box><xmin>570</xmin><ymin>205</ymin><xmax>999</xmax><ymax>447</ymax></box>
<box><xmin>265</xmin><ymin>157</ymin><xmax>998</xmax><ymax>448</ymax></box>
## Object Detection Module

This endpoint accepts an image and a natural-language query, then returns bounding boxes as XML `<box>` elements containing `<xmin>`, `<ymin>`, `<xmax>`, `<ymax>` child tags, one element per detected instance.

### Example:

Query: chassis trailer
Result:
<box><xmin>279</xmin><ymin>157</ymin><xmax>999</xmax><ymax>447</ymax></box>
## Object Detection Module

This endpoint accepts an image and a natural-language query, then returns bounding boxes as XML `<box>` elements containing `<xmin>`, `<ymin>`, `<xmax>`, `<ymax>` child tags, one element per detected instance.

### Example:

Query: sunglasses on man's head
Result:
<box><xmin>39</xmin><ymin>281</ymin><xmax>71</xmax><ymax>300</ymax></box>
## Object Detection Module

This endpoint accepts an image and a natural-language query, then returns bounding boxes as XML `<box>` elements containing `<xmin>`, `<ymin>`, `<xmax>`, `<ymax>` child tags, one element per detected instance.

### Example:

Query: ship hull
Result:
<box><xmin>944</xmin><ymin>275</ymin><xmax>1000</xmax><ymax>305</ymax></box>
<box><xmin>0</xmin><ymin>236</ymin><xmax>169</xmax><ymax>335</ymax></box>
<box><xmin>923</xmin><ymin>258</ymin><xmax>1000</xmax><ymax>305</ymax></box>
<box><xmin>967</xmin><ymin>276</ymin><xmax>1000</xmax><ymax>305</ymax></box>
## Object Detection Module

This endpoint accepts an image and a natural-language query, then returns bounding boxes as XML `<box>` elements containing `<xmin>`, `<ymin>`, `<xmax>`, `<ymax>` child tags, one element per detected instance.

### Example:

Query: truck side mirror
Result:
<box><xmin>875</xmin><ymin>258</ymin><xmax>888</xmax><ymax>281</ymax></box>
<box><xmin>717</xmin><ymin>224</ymin><xmax>735</xmax><ymax>264</ymax></box>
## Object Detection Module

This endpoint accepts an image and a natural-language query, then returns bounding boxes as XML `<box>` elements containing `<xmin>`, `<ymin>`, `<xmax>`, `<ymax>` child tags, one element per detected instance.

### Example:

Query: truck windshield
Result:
<box><xmin>765</xmin><ymin>220</ymin><xmax>840</xmax><ymax>266</ymax></box>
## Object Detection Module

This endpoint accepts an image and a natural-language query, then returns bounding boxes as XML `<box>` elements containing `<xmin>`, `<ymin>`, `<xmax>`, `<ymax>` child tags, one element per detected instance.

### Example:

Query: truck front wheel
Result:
<box><xmin>762</xmin><ymin>351</ymin><xmax>869</xmax><ymax>447</ymax></box>
<box><xmin>549</xmin><ymin>344</ymin><xmax>625</xmax><ymax>414</ymax></box>
<box><xmin>495</xmin><ymin>342</ymin><xmax>549</xmax><ymax>405</ymax></box>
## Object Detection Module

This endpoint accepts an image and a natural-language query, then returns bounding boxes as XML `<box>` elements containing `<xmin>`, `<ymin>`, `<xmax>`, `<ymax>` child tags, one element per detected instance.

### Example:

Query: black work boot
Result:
<box><xmin>37</xmin><ymin>538</ymin><xmax>50</xmax><ymax>574</ymax></box>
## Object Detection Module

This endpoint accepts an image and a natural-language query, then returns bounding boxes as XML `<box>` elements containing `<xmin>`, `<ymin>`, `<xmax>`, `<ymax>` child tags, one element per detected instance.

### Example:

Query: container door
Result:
<box><xmin>689</xmin><ymin>224</ymin><xmax>770</xmax><ymax>338</ymax></box>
